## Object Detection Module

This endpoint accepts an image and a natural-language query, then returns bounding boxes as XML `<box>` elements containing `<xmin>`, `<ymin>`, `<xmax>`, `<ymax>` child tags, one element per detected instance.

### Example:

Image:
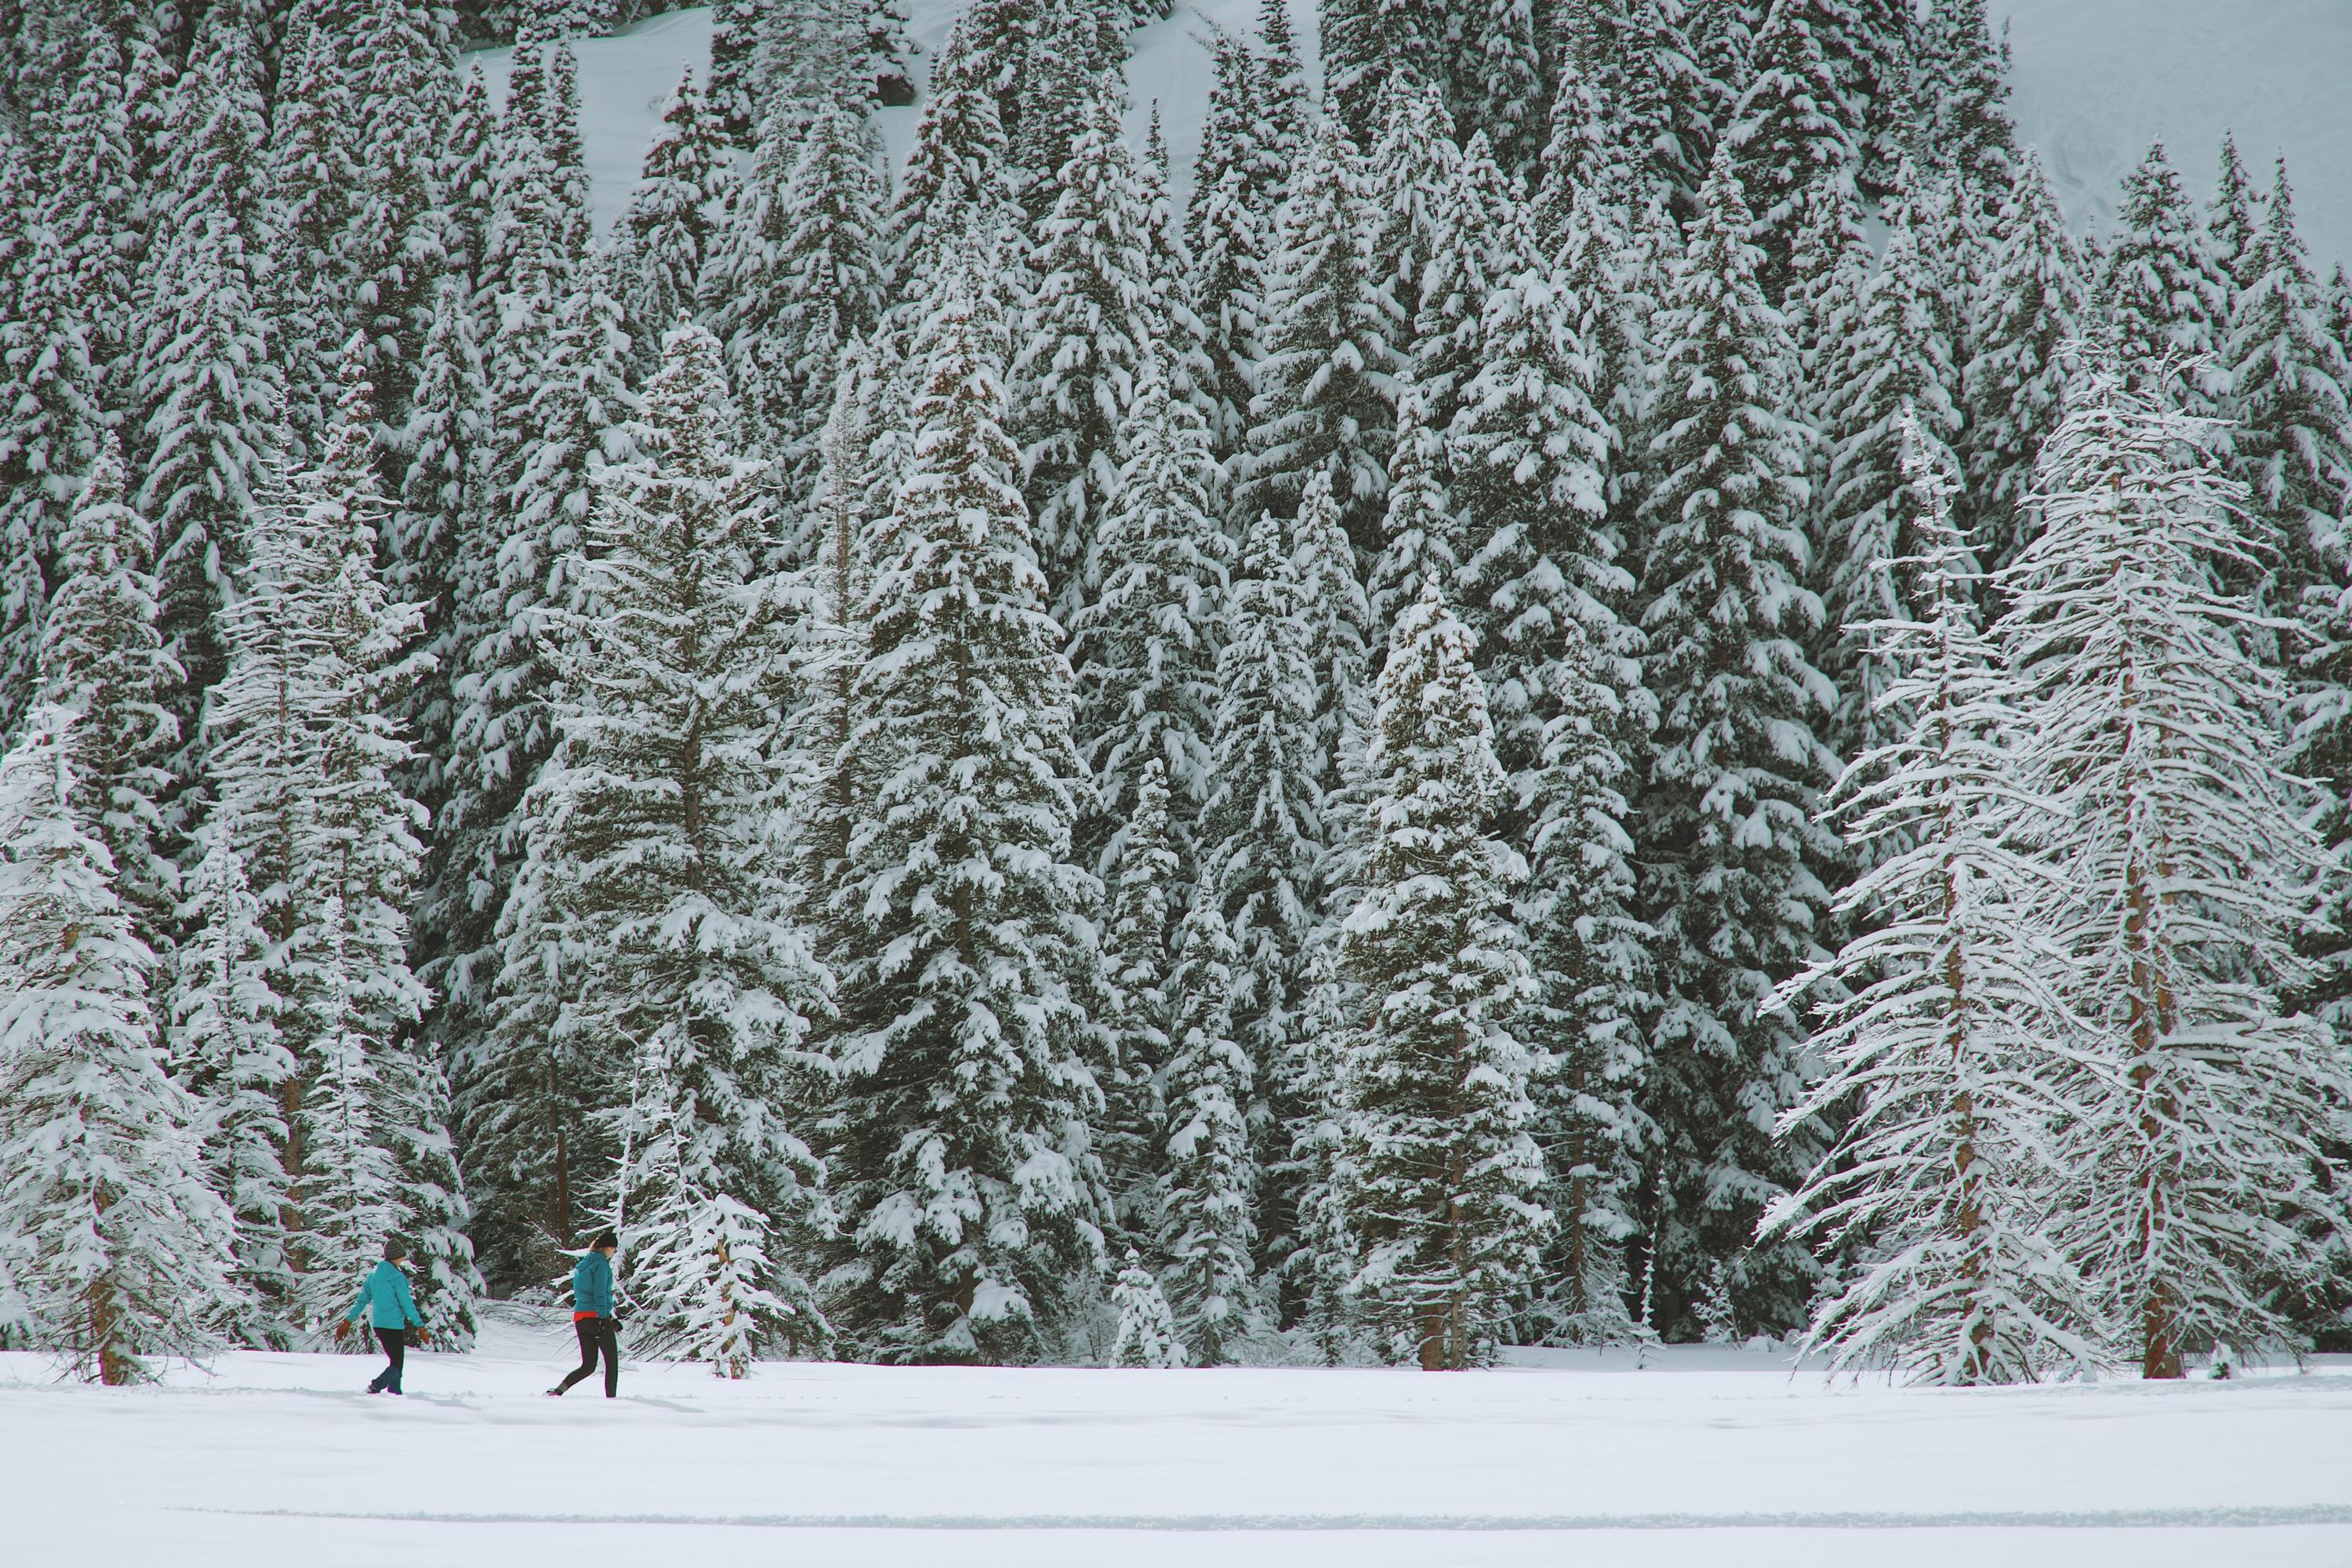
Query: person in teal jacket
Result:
<box><xmin>337</xmin><ymin>1238</ymin><xmax>428</xmax><ymax>1394</ymax></box>
<box><xmin>549</xmin><ymin>1232</ymin><xmax>619</xmax><ymax>1399</ymax></box>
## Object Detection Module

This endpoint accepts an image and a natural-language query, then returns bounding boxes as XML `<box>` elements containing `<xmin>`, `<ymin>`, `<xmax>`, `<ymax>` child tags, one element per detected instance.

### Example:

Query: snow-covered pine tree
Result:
<box><xmin>0</xmin><ymin>205</ymin><xmax>101</xmax><ymax>737</ymax></box>
<box><xmin>171</xmin><ymin>818</ymin><xmax>296</xmax><ymax>1344</ymax></box>
<box><xmin>30</xmin><ymin>23</ymin><xmax>139</xmax><ymax>412</ymax></box>
<box><xmin>0</xmin><ymin>706</ymin><xmax>240</xmax><ymax>1383</ymax></box>
<box><xmin>35</xmin><ymin>436</ymin><xmax>179</xmax><ymax>957</ymax></box>
<box><xmin>1109</xmin><ymin>1246</ymin><xmax>1185</xmax><ymax>1367</ymax></box>
<box><xmin>1816</xmin><ymin>202</ymin><xmax>1967</xmax><ymax>764</ymax></box>
<box><xmin>1723</xmin><ymin>0</ymin><xmax>1862</xmax><ymax>306</ymax></box>
<box><xmin>1010</xmin><ymin>0</ymin><xmax>1128</xmax><ymax>226</ymax></box>
<box><xmin>132</xmin><ymin>0</ymin><xmax>282</xmax><ymax>814</ymax></box>
<box><xmin>207</xmin><ymin>346</ymin><xmax>478</xmax><ymax>1346</ymax></box>
<box><xmin>1069</xmin><ymin>355</ymin><xmax>1229</xmax><ymax>856</ymax></box>
<box><xmin>1633</xmin><ymin>149</ymin><xmax>1836</xmax><ymax>1340</ymax></box>
<box><xmin>1905</xmin><ymin>0</ymin><xmax>2016</xmax><ymax>201</ymax></box>
<box><xmin>508</xmin><ymin>320</ymin><xmax>833</xmax><ymax>1368</ymax></box>
<box><xmin>2101</xmin><ymin>141</ymin><xmax>2234</xmax><ymax>416</ymax></box>
<box><xmin>1766</xmin><ymin>412</ymin><xmax>2100</xmax><ymax>1384</ymax></box>
<box><xmin>1241</xmin><ymin>118</ymin><xmax>1391</xmax><ymax>551</ymax></box>
<box><xmin>1292</xmin><ymin>470</ymin><xmax>1377</xmax><ymax>801</ymax></box>
<box><xmin>1098</xmin><ymin>758</ymin><xmax>1178</xmax><ymax>1239</ymax></box>
<box><xmin>1317</xmin><ymin>0</ymin><xmax>1445</xmax><ymax>147</ymax></box>
<box><xmin>2207</xmin><ymin>132</ymin><xmax>2265</xmax><ymax>297</ymax></box>
<box><xmin>1015</xmin><ymin>82</ymin><xmax>1157</xmax><ymax>624</ymax></box>
<box><xmin>1157</xmin><ymin>891</ymin><xmax>1261</xmax><ymax>1363</ymax></box>
<box><xmin>1367</xmin><ymin>372</ymin><xmax>1462</xmax><ymax>635</ymax></box>
<box><xmin>1334</xmin><ymin>583</ymin><xmax>1546</xmax><ymax>1370</ymax></box>
<box><xmin>2003</xmin><ymin>361</ymin><xmax>2352</xmax><ymax>1379</ymax></box>
<box><xmin>2227</xmin><ymin>158</ymin><xmax>2352</xmax><ymax>628</ymax></box>
<box><xmin>1457</xmin><ymin>0</ymin><xmax>1544</xmax><ymax>176</ymax></box>
<box><xmin>881</xmin><ymin>14</ymin><xmax>1020</xmax><ymax>339</ymax></box>
<box><xmin>822</xmin><ymin>265</ymin><xmax>1109</xmax><ymax>1364</ymax></box>
<box><xmin>610</xmin><ymin>68</ymin><xmax>722</xmax><ymax>381</ymax></box>
<box><xmin>1962</xmin><ymin>151</ymin><xmax>2088</xmax><ymax>575</ymax></box>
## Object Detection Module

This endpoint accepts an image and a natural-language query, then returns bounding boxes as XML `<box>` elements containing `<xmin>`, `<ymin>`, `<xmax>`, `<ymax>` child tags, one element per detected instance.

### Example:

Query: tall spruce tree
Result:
<box><xmin>1334</xmin><ymin>583</ymin><xmax>1547</xmax><ymax>1370</ymax></box>
<box><xmin>1724</xmin><ymin>0</ymin><xmax>1861</xmax><ymax>305</ymax></box>
<box><xmin>1632</xmin><ymin>151</ymin><xmax>1836</xmax><ymax>1339</ymax></box>
<box><xmin>2101</xmin><ymin>141</ymin><xmax>2233</xmax><ymax>416</ymax></box>
<box><xmin>822</xmin><ymin>269</ymin><xmax>1108</xmax><ymax>1364</ymax></box>
<box><xmin>0</xmin><ymin>706</ymin><xmax>241</xmax><ymax>1384</ymax></box>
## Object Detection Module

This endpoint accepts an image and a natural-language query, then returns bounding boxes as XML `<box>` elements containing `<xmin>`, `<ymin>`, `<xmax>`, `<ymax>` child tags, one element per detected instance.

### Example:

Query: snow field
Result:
<box><xmin>9</xmin><ymin>1312</ymin><xmax>2352</xmax><ymax>1567</ymax></box>
<box><xmin>484</xmin><ymin>2</ymin><xmax>2352</xmax><ymax>267</ymax></box>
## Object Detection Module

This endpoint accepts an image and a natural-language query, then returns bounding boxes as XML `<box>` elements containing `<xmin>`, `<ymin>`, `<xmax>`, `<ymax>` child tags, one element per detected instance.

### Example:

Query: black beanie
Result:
<box><xmin>383</xmin><ymin>1237</ymin><xmax>409</xmax><ymax>1261</ymax></box>
<box><xmin>593</xmin><ymin>1230</ymin><xmax>619</xmax><ymax>1251</ymax></box>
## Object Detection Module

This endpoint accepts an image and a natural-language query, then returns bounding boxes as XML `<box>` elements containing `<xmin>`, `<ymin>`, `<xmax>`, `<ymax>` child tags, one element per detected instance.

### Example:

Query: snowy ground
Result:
<box><xmin>8</xmin><ymin>1309</ymin><xmax>2352</xmax><ymax>1567</ymax></box>
<box><xmin>476</xmin><ymin>2</ymin><xmax>2352</xmax><ymax>269</ymax></box>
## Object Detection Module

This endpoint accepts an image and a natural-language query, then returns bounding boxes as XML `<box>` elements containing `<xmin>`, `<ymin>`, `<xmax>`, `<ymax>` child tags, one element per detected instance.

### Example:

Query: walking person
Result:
<box><xmin>337</xmin><ymin>1238</ymin><xmax>428</xmax><ymax>1394</ymax></box>
<box><xmin>549</xmin><ymin>1232</ymin><xmax>620</xmax><ymax>1399</ymax></box>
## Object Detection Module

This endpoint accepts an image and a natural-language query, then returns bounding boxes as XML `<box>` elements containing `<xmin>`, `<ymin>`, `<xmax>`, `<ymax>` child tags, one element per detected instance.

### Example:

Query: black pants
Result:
<box><xmin>368</xmin><ymin>1327</ymin><xmax>405</xmax><ymax>1393</ymax></box>
<box><xmin>556</xmin><ymin>1316</ymin><xmax>618</xmax><ymax>1397</ymax></box>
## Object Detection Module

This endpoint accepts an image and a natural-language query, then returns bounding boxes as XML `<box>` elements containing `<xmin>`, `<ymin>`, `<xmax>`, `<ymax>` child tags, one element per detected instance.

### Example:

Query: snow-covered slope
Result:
<box><xmin>477</xmin><ymin>1</ymin><xmax>2352</xmax><ymax>270</ymax></box>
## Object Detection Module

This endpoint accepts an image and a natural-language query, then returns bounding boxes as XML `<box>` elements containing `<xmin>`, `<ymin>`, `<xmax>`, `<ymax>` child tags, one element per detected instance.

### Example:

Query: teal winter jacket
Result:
<box><xmin>572</xmin><ymin>1250</ymin><xmax>615</xmax><ymax>1318</ymax></box>
<box><xmin>347</xmin><ymin>1260</ymin><xmax>425</xmax><ymax>1330</ymax></box>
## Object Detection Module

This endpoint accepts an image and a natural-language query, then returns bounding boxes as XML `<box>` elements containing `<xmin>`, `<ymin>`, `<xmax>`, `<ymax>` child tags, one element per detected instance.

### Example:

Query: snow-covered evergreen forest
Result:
<box><xmin>5</xmin><ymin>0</ymin><xmax>2352</xmax><ymax>1386</ymax></box>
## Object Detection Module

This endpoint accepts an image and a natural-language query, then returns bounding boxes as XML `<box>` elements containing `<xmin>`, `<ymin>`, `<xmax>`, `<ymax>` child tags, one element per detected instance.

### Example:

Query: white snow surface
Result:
<box><xmin>7</xmin><ymin>1309</ymin><xmax>2352</xmax><ymax>1566</ymax></box>
<box><xmin>474</xmin><ymin>2</ymin><xmax>2352</xmax><ymax>269</ymax></box>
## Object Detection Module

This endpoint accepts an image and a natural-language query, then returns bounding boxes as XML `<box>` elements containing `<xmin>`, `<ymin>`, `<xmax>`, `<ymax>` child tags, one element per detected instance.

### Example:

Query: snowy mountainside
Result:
<box><xmin>478</xmin><ymin>1</ymin><xmax>2352</xmax><ymax>269</ymax></box>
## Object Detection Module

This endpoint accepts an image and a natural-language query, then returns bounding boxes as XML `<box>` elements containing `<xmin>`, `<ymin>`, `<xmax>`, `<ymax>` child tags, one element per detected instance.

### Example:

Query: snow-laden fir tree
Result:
<box><xmin>1363</xmin><ymin>78</ymin><xmax>1467</xmax><ymax>416</ymax></box>
<box><xmin>1816</xmin><ymin>201</ymin><xmax>1968</xmax><ymax>764</ymax></box>
<box><xmin>1963</xmin><ymin>151</ymin><xmax>2088</xmax><ymax>575</ymax></box>
<box><xmin>491</xmin><ymin>320</ymin><xmax>832</xmax><ymax>1356</ymax></box>
<box><xmin>1109</xmin><ymin>1246</ymin><xmax>1185</xmax><ymax>1367</ymax></box>
<box><xmin>1069</xmin><ymin>354</ymin><xmax>1230</xmax><ymax>853</ymax></box>
<box><xmin>1723</xmin><ymin>0</ymin><xmax>1861</xmax><ymax>306</ymax></box>
<box><xmin>1316</xmin><ymin>0</ymin><xmax>1446</xmax><ymax>148</ymax></box>
<box><xmin>822</xmin><ymin>263</ymin><xmax>1109</xmax><ymax>1364</ymax></box>
<box><xmin>2100</xmin><ymin>141</ymin><xmax>2232</xmax><ymax>416</ymax></box>
<box><xmin>1157</xmin><ymin>890</ymin><xmax>1261</xmax><ymax>1364</ymax></box>
<box><xmin>0</xmin><ymin>706</ymin><xmax>241</xmax><ymax>1384</ymax></box>
<box><xmin>1905</xmin><ymin>0</ymin><xmax>2016</xmax><ymax>201</ymax></box>
<box><xmin>131</xmin><ymin>0</ymin><xmax>281</xmax><ymax>790</ymax></box>
<box><xmin>610</xmin><ymin>67</ymin><xmax>723</xmax><ymax>380</ymax></box>
<box><xmin>881</xmin><ymin>13</ymin><xmax>1021</xmax><ymax>342</ymax></box>
<box><xmin>1367</xmin><ymin>372</ymin><xmax>1461</xmax><ymax>634</ymax></box>
<box><xmin>2005</xmin><ymin>361</ymin><xmax>2352</xmax><ymax>1379</ymax></box>
<box><xmin>205</xmin><ymin>347</ymin><xmax>479</xmax><ymax>1346</ymax></box>
<box><xmin>1633</xmin><ymin>149</ymin><xmax>1837</xmax><ymax>1340</ymax></box>
<box><xmin>171</xmin><ymin>820</ymin><xmax>296</xmax><ymax>1343</ymax></box>
<box><xmin>1240</xmin><ymin>117</ymin><xmax>1391</xmax><ymax>549</ymax></box>
<box><xmin>36</xmin><ymin>437</ymin><xmax>180</xmax><ymax>955</ymax></box>
<box><xmin>1098</xmin><ymin>758</ymin><xmax>1178</xmax><ymax>1236</ymax></box>
<box><xmin>2207</xmin><ymin>132</ymin><xmax>2265</xmax><ymax>296</ymax></box>
<box><xmin>1766</xmin><ymin>415</ymin><xmax>2101</xmax><ymax>1385</ymax></box>
<box><xmin>1014</xmin><ymin>82</ymin><xmax>1158</xmax><ymax>625</ymax></box>
<box><xmin>1334</xmin><ymin>583</ymin><xmax>1547</xmax><ymax>1370</ymax></box>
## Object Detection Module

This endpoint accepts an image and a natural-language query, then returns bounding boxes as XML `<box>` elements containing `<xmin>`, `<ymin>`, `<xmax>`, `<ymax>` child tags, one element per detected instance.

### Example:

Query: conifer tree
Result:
<box><xmin>135</xmin><ymin>0</ymin><xmax>283</xmax><ymax>804</ymax></box>
<box><xmin>1633</xmin><ymin>151</ymin><xmax>1836</xmax><ymax>1338</ymax></box>
<box><xmin>2228</xmin><ymin>158</ymin><xmax>2352</xmax><ymax>624</ymax></box>
<box><xmin>1015</xmin><ymin>85</ymin><xmax>1158</xmax><ymax>622</ymax></box>
<box><xmin>1963</xmin><ymin>151</ymin><xmax>2088</xmax><ymax>574</ymax></box>
<box><xmin>1109</xmin><ymin>1247</ymin><xmax>1184</xmax><ymax>1367</ymax></box>
<box><xmin>1907</xmin><ymin>0</ymin><xmax>2016</xmax><ymax>200</ymax></box>
<box><xmin>610</xmin><ymin>68</ymin><xmax>722</xmax><ymax>380</ymax></box>
<box><xmin>1158</xmin><ymin>892</ymin><xmax>1261</xmax><ymax>1363</ymax></box>
<box><xmin>1768</xmin><ymin>419</ymin><xmax>2100</xmax><ymax>1384</ymax></box>
<box><xmin>1816</xmin><ymin>209</ymin><xmax>1966</xmax><ymax>762</ymax></box>
<box><xmin>2207</xmin><ymin>132</ymin><xmax>2265</xmax><ymax>296</ymax></box>
<box><xmin>1201</xmin><ymin>509</ymin><xmax>1323</xmax><ymax>1283</ymax></box>
<box><xmin>1069</xmin><ymin>358</ymin><xmax>1229</xmax><ymax>848</ymax></box>
<box><xmin>0</xmin><ymin>706</ymin><xmax>241</xmax><ymax>1384</ymax></box>
<box><xmin>1099</xmin><ymin>760</ymin><xmax>1178</xmax><ymax>1237</ymax></box>
<box><xmin>823</xmin><ymin>270</ymin><xmax>1108</xmax><ymax>1363</ymax></box>
<box><xmin>1367</xmin><ymin>375</ymin><xmax>1462</xmax><ymax>633</ymax></box>
<box><xmin>37</xmin><ymin>437</ymin><xmax>180</xmax><ymax>956</ymax></box>
<box><xmin>2102</xmin><ymin>142</ymin><xmax>2233</xmax><ymax>416</ymax></box>
<box><xmin>32</xmin><ymin>24</ymin><xmax>139</xmax><ymax>407</ymax></box>
<box><xmin>1724</xmin><ymin>0</ymin><xmax>1862</xmax><ymax>305</ymax></box>
<box><xmin>207</xmin><ymin>347</ymin><xmax>478</xmax><ymax>1345</ymax></box>
<box><xmin>1318</xmin><ymin>0</ymin><xmax>1445</xmax><ymax>147</ymax></box>
<box><xmin>1243</xmin><ymin>119</ymin><xmax>1391</xmax><ymax>550</ymax></box>
<box><xmin>172</xmin><ymin>823</ymin><xmax>296</xmax><ymax>1343</ymax></box>
<box><xmin>2004</xmin><ymin>364</ymin><xmax>2352</xmax><ymax>1379</ymax></box>
<box><xmin>882</xmin><ymin>16</ymin><xmax>1019</xmax><ymax>332</ymax></box>
<box><xmin>504</xmin><ymin>321</ymin><xmax>833</xmax><ymax>1363</ymax></box>
<box><xmin>1335</xmin><ymin>583</ymin><xmax>1546</xmax><ymax>1370</ymax></box>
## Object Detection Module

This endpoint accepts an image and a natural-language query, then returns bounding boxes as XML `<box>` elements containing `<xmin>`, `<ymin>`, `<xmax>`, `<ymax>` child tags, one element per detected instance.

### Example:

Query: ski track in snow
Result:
<box><xmin>474</xmin><ymin>2</ymin><xmax>2352</xmax><ymax>270</ymax></box>
<box><xmin>9</xmin><ymin>1316</ymin><xmax>2352</xmax><ymax>1566</ymax></box>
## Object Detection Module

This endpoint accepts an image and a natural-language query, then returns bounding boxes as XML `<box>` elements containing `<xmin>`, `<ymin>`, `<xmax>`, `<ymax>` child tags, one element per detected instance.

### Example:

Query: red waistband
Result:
<box><xmin>573</xmin><ymin>1310</ymin><xmax>599</xmax><ymax>1321</ymax></box>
